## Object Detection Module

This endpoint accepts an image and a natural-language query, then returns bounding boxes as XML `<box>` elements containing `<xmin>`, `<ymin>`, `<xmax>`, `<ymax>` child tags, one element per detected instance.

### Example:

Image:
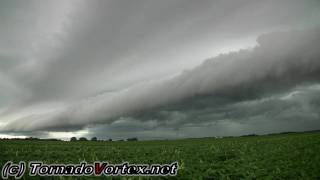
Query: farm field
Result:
<box><xmin>1</xmin><ymin>131</ymin><xmax>320</xmax><ymax>179</ymax></box>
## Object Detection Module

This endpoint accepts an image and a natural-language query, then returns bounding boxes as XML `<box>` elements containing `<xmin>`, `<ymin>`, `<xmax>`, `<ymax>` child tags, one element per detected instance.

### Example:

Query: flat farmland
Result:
<box><xmin>0</xmin><ymin>132</ymin><xmax>320</xmax><ymax>179</ymax></box>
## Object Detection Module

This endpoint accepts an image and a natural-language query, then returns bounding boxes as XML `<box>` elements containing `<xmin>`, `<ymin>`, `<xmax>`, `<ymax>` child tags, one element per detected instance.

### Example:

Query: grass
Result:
<box><xmin>0</xmin><ymin>131</ymin><xmax>320</xmax><ymax>179</ymax></box>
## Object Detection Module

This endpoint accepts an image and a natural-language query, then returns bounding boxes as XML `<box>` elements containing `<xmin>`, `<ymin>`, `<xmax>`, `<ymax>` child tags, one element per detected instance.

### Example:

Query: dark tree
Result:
<box><xmin>70</xmin><ymin>137</ymin><xmax>77</xmax><ymax>141</ymax></box>
<box><xmin>79</xmin><ymin>137</ymin><xmax>88</xmax><ymax>141</ymax></box>
<box><xmin>127</xmin><ymin>137</ymin><xmax>138</xmax><ymax>141</ymax></box>
<box><xmin>108</xmin><ymin>138</ymin><xmax>112</xmax><ymax>141</ymax></box>
<box><xmin>91</xmin><ymin>137</ymin><xmax>98</xmax><ymax>141</ymax></box>
<box><xmin>45</xmin><ymin>138</ymin><xmax>61</xmax><ymax>141</ymax></box>
<box><xmin>26</xmin><ymin>137</ymin><xmax>39</xmax><ymax>140</ymax></box>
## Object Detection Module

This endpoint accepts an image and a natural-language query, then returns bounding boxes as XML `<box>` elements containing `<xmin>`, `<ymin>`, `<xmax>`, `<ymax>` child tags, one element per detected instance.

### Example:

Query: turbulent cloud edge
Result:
<box><xmin>1</xmin><ymin>28</ymin><xmax>320</xmax><ymax>133</ymax></box>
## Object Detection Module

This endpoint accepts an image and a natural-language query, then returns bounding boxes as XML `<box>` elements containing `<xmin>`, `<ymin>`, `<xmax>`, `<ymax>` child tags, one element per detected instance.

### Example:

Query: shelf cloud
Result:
<box><xmin>0</xmin><ymin>0</ymin><xmax>320</xmax><ymax>139</ymax></box>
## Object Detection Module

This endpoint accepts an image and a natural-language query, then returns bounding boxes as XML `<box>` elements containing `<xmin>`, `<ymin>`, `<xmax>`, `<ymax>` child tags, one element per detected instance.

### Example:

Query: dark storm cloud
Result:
<box><xmin>1</xmin><ymin>0</ymin><xmax>320</xmax><ymax>139</ymax></box>
<box><xmin>2</xmin><ymin>28</ymin><xmax>320</xmax><ymax>136</ymax></box>
<box><xmin>86</xmin><ymin>83</ymin><xmax>320</xmax><ymax>140</ymax></box>
<box><xmin>9</xmin><ymin>0</ymin><xmax>320</xmax><ymax>103</ymax></box>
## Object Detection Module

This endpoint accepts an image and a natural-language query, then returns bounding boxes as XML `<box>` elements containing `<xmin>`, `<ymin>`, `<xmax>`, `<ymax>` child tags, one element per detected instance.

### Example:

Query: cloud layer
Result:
<box><xmin>2</xmin><ymin>28</ymin><xmax>320</xmax><ymax>138</ymax></box>
<box><xmin>1</xmin><ymin>0</ymin><xmax>320</xmax><ymax>139</ymax></box>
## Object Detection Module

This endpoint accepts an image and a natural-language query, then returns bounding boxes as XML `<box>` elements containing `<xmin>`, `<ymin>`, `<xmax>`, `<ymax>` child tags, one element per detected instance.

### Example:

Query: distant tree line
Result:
<box><xmin>1</xmin><ymin>129</ymin><xmax>320</xmax><ymax>142</ymax></box>
<box><xmin>0</xmin><ymin>137</ymin><xmax>62</xmax><ymax>141</ymax></box>
<box><xmin>0</xmin><ymin>136</ymin><xmax>139</xmax><ymax>142</ymax></box>
<box><xmin>69</xmin><ymin>137</ymin><xmax>138</xmax><ymax>142</ymax></box>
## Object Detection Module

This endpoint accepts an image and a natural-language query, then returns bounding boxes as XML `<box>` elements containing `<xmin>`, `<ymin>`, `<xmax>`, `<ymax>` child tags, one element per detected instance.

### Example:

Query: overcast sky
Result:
<box><xmin>0</xmin><ymin>0</ymin><xmax>320</xmax><ymax>140</ymax></box>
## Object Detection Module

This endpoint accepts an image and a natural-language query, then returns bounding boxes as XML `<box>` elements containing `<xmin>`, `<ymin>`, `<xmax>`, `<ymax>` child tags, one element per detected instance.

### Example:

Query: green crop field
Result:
<box><xmin>1</xmin><ymin>131</ymin><xmax>320</xmax><ymax>179</ymax></box>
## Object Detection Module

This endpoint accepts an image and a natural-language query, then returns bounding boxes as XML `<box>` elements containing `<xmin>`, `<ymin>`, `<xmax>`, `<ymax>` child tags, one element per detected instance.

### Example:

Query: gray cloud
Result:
<box><xmin>2</xmin><ymin>28</ymin><xmax>320</xmax><ymax>135</ymax></box>
<box><xmin>3</xmin><ymin>0</ymin><xmax>320</xmax><ymax>103</ymax></box>
<box><xmin>1</xmin><ymin>0</ymin><xmax>320</xmax><ymax>139</ymax></box>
